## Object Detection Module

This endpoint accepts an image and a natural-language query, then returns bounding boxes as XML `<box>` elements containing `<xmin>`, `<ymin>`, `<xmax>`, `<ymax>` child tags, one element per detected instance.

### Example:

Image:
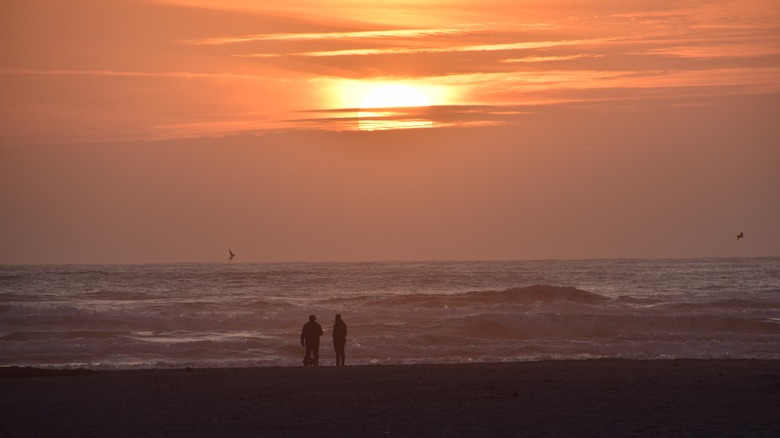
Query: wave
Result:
<box><xmin>439</xmin><ymin>312</ymin><xmax>780</xmax><ymax>340</ymax></box>
<box><xmin>320</xmin><ymin>285</ymin><xmax>610</xmax><ymax>308</ymax></box>
<box><xmin>1</xmin><ymin>331</ymin><xmax>130</xmax><ymax>342</ymax></box>
<box><xmin>462</xmin><ymin>285</ymin><xmax>609</xmax><ymax>304</ymax></box>
<box><xmin>657</xmin><ymin>298</ymin><xmax>780</xmax><ymax>311</ymax></box>
<box><xmin>4</xmin><ymin>310</ymin><xmax>779</xmax><ymax>368</ymax></box>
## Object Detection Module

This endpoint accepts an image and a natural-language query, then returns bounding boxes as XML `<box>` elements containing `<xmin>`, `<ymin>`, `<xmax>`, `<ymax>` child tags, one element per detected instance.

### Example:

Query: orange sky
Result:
<box><xmin>1</xmin><ymin>0</ymin><xmax>778</xmax><ymax>263</ymax></box>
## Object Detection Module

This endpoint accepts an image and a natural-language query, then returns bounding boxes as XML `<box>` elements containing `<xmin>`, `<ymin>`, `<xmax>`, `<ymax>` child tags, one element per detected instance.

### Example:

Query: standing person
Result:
<box><xmin>300</xmin><ymin>315</ymin><xmax>323</xmax><ymax>366</ymax></box>
<box><xmin>332</xmin><ymin>314</ymin><xmax>347</xmax><ymax>367</ymax></box>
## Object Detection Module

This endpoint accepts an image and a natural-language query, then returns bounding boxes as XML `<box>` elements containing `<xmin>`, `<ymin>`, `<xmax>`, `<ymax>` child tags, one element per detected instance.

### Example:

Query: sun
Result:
<box><xmin>360</xmin><ymin>84</ymin><xmax>430</xmax><ymax>109</ymax></box>
<box><xmin>358</xmin><ymin>84</ymin><xmax>433</xmax><ymax>131</ymax></box>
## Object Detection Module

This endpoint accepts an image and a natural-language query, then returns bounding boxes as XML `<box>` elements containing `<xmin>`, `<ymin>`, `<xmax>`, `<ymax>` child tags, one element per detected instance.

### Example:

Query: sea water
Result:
<box><xmin>1</xmin><ymin>258</ymin><xmax>778</xmax><ymax>369</ymax></box>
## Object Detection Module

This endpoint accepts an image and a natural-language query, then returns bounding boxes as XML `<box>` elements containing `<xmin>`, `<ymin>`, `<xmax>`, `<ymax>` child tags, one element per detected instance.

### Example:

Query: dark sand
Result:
<box><xmin>2</xmin><ymin>360</ymin><xmax>779</xmax><ymax>437</ymax></box>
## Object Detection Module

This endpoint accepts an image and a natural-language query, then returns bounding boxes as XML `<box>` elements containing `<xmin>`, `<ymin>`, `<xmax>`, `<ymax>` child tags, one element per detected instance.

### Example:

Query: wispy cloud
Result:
<box><xmin>501</xmin><ymin>54</ymin><xmax>603</xmax><ymax>63</ymax></box>
<box><xmin>643</xmin><ymin>43</ymin><xmax>780</xmax><ymax>59</ymax></box>
<box><xmin>186</xmin><ymin>27</ymin><xmax>473</xmax><ymax>45</ymax></box>
<box><xmin>0</xmin><ymin>68</ymin><xmax>268</xmax><ymax>82</ymax></box>
<box><xmin>237</xmin><ymin>38</ymin><xmax>614</xmax><ymax>59</ymax></box>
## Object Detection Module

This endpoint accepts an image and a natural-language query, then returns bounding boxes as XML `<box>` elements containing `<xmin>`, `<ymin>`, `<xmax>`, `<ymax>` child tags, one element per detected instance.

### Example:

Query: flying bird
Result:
<box><xmin>736</xmin><ymin>232</ymin><xmax>744</xmax><ymax>240</ymax></box>
<box><xmin>228</xmin><ymin>249</ymin><xmax>235</xmax><ymax>262</ymax></box>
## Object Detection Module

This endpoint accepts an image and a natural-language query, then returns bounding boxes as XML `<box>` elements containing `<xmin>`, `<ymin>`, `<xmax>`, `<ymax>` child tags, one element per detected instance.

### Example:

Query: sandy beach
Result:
<box><xmin>2</xmin><ymin>360</ymin><xmax>779</xmax><ymax>437</ymax></box>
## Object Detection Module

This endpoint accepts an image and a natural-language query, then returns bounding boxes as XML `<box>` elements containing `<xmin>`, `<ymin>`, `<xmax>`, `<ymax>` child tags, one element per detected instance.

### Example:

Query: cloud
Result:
<box><xmin>500</xmin><ymin>54</ymin><xmax>604</xmax><ymax>63</ymax></box>
<box><xmin>237</xmin><ymin>38</ymin><xmax>614</xmax><ymax>59</ymax></box>
<box><xmin>0</xmin><ymin>68</ymin><xmax>269</xmax><ymax>82</ymax></box>
<box><xmin>185</xmin><ymin>27</ymin><xmax>473</xmax><ymax>45</ymax></box>
<box><xmin>4</xmin><ymin>0</ymin><xmax>780</xmax><ymax>143</ymax></box>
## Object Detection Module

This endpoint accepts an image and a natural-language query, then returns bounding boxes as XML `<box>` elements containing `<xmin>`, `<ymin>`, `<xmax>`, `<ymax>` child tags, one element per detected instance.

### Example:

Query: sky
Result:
<box><xmin>1</xmin><ymin>0</ymin><xmax>779</xmax><ymax>264</ymax></box>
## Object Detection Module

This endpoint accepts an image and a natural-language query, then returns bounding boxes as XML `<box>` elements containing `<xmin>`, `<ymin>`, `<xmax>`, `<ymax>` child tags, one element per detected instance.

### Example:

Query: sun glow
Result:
<box><xmin>357</xmin><ymin>83</ymin><xmax>433</xmax><ymax>131</ymax></box>
<box><xmin>326</xmin><ymin>80</ymin><xmax>451</xmax><ymax>131</ymax></box>
<box><xmin>360</xmin><ymin>84</ymin><xmax>431</xmax><ymax>109</ymax></box>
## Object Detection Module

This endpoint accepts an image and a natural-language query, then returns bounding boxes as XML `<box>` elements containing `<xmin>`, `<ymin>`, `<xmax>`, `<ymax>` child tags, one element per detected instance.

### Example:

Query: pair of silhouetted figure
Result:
<box><xmin>300</xmin><ymin>314</ymin><xmax>347</xmax><ymax>367</ymax></box>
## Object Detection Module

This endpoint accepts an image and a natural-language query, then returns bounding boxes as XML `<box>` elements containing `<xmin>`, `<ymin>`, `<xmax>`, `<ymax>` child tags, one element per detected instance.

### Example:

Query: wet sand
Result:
<box><xmin>2</xmin><ymin>360</ymin><xmax>779</xmax><ymax>437</ymax></box>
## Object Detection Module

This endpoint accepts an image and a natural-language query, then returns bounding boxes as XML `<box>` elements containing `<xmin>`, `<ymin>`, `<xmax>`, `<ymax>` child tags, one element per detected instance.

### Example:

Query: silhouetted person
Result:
<box><xmin>332</xmin><ymin>314</ymin><xmax>347</xmax><ymax>367</ymax></box>
<box><xmin>300</xmin><ymin>314</ymin><xmax>323</xmax><ymax>366</ymax></box>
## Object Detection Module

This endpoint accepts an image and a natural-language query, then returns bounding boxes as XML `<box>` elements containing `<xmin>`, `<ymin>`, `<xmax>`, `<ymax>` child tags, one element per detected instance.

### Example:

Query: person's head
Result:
<box><xmin>335</xmin><ymin>314</ymin><xmax>341</xmax><ymax>320</ymax></box>
<box><xmin>309</xmin><ymin>315</ymin><xmax>316</xmax><ymax>321</ymax></box>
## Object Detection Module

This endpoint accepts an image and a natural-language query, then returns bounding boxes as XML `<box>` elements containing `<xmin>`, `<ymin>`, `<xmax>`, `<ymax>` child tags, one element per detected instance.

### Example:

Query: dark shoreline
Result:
<box><xmin>2</xmin><ymin>359</ymin><xmax>779</xmax><ymax>437</ymax></box>
<box><xmin>0</xmin><ymin>366</ymin><xmax>96</xmax><ymax>378</ymax></box>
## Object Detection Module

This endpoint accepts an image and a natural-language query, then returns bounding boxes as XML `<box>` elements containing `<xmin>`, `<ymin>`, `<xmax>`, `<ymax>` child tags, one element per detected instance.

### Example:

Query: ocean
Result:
<box><xmin>1</xmin><ymin>258</ymin><xmax>778</xmax><ymax>369</ymax></box>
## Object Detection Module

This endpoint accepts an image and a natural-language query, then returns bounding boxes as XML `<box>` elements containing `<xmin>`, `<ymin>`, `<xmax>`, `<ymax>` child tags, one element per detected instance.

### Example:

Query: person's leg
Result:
<box><xmin>304</xmin><ymin>344</ymin><xmax>313</xmax><ymax>365</ymax></box>
<box><xmin>336</xmin><ymin>339</ymin><xmax>346</xmax><ymax>366</ymax></box>
<box><xmin>312</xmin><ymin>341</ymin><xmax>320</xmax><ymax>366</ymax></box>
